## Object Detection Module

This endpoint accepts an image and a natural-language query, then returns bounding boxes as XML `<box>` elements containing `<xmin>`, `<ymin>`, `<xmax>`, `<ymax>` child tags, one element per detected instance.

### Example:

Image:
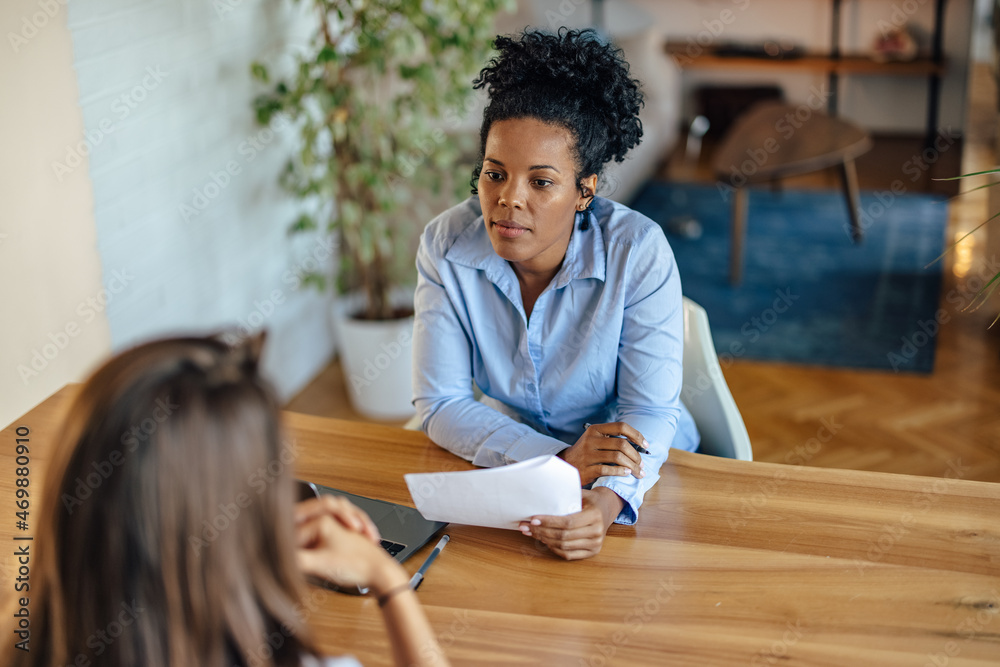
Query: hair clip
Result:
<box><xmin>202</xmin><ymin>329</ymin><xmax>267</xmax><ymax>386</ymax></box>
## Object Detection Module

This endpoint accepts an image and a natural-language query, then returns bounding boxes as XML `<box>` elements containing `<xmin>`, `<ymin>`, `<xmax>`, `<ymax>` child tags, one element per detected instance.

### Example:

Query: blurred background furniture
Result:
<box><xmin>665</xmin><ymin>0</ymin><xmax>949</xmax><ymax>144</ymax></box>
<box><xmin>711</xmin><ymin>101</ymin><xmax>873</xmax><ymax>284</ymax></box>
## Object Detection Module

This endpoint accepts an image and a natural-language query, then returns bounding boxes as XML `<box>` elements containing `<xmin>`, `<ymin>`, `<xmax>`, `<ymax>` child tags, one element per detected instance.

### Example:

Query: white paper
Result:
<box><xmin>404</xmin><ymin>455</ymin><xmax>583</xmax><ymax>530</ymax></box>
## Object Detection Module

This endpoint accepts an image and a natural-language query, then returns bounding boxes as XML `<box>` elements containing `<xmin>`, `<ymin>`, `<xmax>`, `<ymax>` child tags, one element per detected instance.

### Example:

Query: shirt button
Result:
<box><xmin>527</xmin><ymin>383</ymin><xmax>536</xmax><ymax>392</ymax></box>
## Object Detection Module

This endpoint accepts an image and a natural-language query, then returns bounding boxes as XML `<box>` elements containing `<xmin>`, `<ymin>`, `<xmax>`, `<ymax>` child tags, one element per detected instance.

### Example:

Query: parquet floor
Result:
<box><xmin>287</xmin><ymin>65</ymin><xmax>1000</xmax><ymax>484</ymax></box>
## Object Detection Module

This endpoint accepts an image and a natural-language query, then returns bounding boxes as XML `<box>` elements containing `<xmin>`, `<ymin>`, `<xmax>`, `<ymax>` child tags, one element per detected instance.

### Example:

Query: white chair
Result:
<box><xmin>680</xmin><ymin>297</ymin><xmax>753</xmax><ymax>461</ymax></box>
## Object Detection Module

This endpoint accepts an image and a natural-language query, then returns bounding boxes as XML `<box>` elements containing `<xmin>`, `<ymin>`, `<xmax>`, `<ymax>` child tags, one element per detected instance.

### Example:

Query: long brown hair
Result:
<box><xmin>7</xmin><ymin>334</ymin><xmax>320</xmax><ymax>667</ymax></box>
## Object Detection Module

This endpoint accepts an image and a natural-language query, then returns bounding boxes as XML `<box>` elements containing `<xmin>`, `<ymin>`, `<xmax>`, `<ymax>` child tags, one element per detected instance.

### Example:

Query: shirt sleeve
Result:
<box><xmin>591</xmin><ymin>228</ymin><xmax>688</xmax><ymax>525</ymax></box>
<box><xmin>411</xmin><ymin>230</ymin><xmax>568</xmax><ymax>467</ymax></box>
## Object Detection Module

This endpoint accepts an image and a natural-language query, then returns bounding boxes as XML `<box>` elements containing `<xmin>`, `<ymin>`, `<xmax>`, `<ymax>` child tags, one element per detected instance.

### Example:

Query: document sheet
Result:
<box><xmin>404</xmin><ymin>455</ymin><xmax>583</xmax><ymax>530</ymax></box>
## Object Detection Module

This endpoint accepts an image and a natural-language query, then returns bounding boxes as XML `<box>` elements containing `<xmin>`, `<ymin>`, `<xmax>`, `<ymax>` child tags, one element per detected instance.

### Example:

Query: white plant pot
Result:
<box><xmin>332</xmin><ymin>293</ymin><xmax>416</xmax><ymax>421</ymax></box>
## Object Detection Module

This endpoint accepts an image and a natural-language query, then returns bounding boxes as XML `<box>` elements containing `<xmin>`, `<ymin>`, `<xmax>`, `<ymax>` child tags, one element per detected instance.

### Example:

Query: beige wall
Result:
<box><xmin>0</xmin><ymin>0</ymin><xmax>111</xmax><ymax>429</ymax></box>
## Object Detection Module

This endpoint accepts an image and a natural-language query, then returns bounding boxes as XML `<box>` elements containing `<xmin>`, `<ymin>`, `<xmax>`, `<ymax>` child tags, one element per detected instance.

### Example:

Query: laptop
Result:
<box><xmin>296</xmin><ymin>479</ymin><xmax>446</xmax><ymax>564</ymax></box>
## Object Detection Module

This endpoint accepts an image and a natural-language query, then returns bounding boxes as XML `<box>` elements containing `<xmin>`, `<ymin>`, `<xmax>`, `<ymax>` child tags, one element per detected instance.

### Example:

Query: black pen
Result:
<box><xmin>584</xmin><ymin>423</ymin><xmax>651</xmax><ymax>455</ymax></box>
<box><xmin>409</xmin><ymin>535</ymin><xmax>449</xmax><ymax>591</ymax></box>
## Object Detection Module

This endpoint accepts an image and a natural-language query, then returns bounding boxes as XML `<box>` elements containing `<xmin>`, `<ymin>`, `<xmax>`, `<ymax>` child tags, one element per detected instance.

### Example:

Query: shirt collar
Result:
<box><xmin>445</xmin><ymin>197</ymin><xmax>607</xmax><ymax>288</ymax></box>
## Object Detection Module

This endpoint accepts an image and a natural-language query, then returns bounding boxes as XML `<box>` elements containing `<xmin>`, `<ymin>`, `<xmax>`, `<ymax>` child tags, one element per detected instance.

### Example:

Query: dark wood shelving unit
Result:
<box><xmin>663</xmin><ymin>47</ymin><xmax>946</xmax><ymax>77</ymax></box>
<box><xmin>665</xmin><ymin>0</ymin><xmax>949</xmax><ymax>142</ymax></box>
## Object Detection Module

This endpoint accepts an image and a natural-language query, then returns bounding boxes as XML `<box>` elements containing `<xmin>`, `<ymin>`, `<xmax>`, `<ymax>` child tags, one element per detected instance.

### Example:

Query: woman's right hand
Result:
<box><xmin>558</xmin><ymin>422</ymin><xmax>646</xmax><ymax>486</ymax></box>
<box><xmin>294</xmin><ymin>495</ymin><xmax>408</xmax><ymax>595</ymax></box>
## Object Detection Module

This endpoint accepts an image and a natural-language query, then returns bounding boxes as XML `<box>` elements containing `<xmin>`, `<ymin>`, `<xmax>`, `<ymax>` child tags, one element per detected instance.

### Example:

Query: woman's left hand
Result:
<box><xmin>518</xmin><ymin>487</ymin><xmax>624</xmax><ymax>560</ymax></box>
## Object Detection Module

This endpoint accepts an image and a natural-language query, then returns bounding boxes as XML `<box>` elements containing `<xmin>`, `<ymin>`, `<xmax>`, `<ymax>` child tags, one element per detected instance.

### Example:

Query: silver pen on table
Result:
<box><xmin>409</xmin><ymin>534</ymin><xmax>449</xmax><ymax>591</ymax></box>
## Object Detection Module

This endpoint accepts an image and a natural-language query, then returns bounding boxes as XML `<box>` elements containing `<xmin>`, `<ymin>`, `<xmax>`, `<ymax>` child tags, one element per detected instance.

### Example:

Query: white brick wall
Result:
<box><xmin>63</xmin><ymin>0</ymin><xmax>336</xmax><ymax>399</ymax></box>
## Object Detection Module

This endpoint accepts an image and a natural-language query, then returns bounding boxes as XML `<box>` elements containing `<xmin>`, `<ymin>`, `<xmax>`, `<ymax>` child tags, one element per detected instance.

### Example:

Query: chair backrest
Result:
<box><xmin>681</xmin><ymin>297</ymin><xmax>753</xmax><ymax>461</ymax></box>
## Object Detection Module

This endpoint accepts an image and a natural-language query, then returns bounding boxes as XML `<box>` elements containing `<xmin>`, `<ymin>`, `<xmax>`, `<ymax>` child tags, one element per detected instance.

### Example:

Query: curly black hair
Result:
<box><xmin>470</xmin><ymin>28</ymin><xmax>644</xmax><ymax>196</ymax></box>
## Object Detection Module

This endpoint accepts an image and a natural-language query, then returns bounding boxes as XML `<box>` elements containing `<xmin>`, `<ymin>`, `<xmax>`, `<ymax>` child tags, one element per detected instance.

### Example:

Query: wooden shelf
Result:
<box><xmin>663</xmin><ymin>0</ymin><xmax>948</xmax><ymax>141</ymax></box>
<box><xmin>664</xmin><ymin>44</ymin><xmax>947</xmax><ymax>77</ymax></box>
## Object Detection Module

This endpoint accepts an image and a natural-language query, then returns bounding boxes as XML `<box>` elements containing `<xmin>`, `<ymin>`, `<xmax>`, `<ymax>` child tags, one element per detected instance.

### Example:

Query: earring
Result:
<box><xmin>578</xmin><ymin>194</ymin><xmax>594</xmax><ymax>231</ymax></box>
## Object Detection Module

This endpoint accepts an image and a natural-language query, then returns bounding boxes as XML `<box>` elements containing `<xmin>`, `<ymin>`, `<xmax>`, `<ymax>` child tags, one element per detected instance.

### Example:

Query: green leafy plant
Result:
<box><xmin>932</xmin><ymin>168</ymin><xmax>1000</xmax><ymax>327</ymax></box>
<box><xmin>251</xmin><ymin>0</ymin><xmax>512</xmax><ymax>320</ymax></box>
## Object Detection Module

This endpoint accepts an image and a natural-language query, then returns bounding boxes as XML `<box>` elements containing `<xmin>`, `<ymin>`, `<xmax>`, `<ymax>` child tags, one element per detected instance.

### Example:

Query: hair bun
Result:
<box><xmin>478</xmin><ymin>28</ymin><xmax>643</xmax><ymax>163</ymax></box>
<box><xmin>472</xmin><ymin>28</ymin><xmax>644</xmax><ymax>193</ymax></box>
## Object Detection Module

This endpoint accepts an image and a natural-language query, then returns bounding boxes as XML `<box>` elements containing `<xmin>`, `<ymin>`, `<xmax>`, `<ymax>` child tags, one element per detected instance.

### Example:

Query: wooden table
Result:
<box><xmin>712</xmin><ymin>101</ymin><xmax>873</xmax><ymax>285</ymax></box>
<box><xmin>3</xmin><ymin>386</ymin><xmax>1000</xmax><ymax>665</ymax></box>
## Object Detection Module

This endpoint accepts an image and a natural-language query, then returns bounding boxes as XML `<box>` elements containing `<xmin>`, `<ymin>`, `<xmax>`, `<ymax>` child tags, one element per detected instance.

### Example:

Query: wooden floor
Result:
<box><xmin>287</xmin><ymin>65</ymin><xmax>1000</xmax><ymax>484</ymax></box>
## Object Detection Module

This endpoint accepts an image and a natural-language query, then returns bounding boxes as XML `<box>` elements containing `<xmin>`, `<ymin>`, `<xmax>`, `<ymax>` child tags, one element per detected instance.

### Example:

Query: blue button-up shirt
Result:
<box><xmin>412</xmin><ymin>196</ymin><xmax>699</xmax><ymax>524</ymax></box>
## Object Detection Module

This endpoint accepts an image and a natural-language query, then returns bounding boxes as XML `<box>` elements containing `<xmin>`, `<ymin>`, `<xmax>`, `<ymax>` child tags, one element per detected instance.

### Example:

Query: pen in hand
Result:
<box><xmin>583</xmin><ymin>423</ymin><xmax>651</xmax><ymax>455</ymax></box>
<box><xmin>409</xmin><ymin>534</ymin><xmax>449</xmax><ymax>591</ymax></box>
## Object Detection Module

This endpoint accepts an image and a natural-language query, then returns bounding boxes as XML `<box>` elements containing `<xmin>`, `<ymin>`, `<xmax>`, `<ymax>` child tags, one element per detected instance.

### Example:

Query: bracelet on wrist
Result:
<box><xmin>376</xmin><ymin>582</ymin><xmax>413</xmax><ymax>608</ymax></box>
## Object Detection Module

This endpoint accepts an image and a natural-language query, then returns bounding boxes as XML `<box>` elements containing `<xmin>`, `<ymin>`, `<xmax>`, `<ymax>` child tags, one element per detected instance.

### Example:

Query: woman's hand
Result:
<box><xmin>558</xmin><ymin>422</ymin><xmax>646</xmax><ymax>485</ymax></box>
<box><xmin>297</xmin><ymin>496</ymin><xmax>450</xmax><ymax>666</ymax></box>
<box><xmin>518</xmin><ymin>487</ymin><xmax>624</xmax><ymax>560</ymax></box>
<box><xmin>294</xmin><ymin>495</ymin><xmax>405</xmax><ymax>594</ymax></box>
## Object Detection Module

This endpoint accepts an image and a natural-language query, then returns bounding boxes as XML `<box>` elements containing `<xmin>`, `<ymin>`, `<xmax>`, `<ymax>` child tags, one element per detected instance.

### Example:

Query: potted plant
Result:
<box><xmin>251</xmin><ymin>0</ymin><xmax>511</xmax><ymax>418</ymax></box>
<box><xmin>936</xmin><ymin>168</ymin><xmax>1000</xmax><ymax>327</ymax></box>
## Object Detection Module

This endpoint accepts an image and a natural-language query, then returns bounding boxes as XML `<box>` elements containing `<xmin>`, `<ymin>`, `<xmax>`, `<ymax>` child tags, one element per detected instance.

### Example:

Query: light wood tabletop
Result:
<box><xmin>2</xmin><ymin>385</ymin><xmax>999</xmax><ymax>665</ymax></box>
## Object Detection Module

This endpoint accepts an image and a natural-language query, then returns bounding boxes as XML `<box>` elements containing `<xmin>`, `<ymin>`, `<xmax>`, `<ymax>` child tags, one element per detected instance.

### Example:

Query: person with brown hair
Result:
<box><xmin>3</xmin><ymin>334</ymin><xmax>447</xmax><ymax>667</ymax></box>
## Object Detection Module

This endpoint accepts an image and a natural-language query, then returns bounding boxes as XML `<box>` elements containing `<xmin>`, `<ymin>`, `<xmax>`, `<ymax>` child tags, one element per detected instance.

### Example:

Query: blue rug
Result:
<box><xmin>630</xmin><ymin>182</ymin><xmax>949</xmax><ymax>373</ymax></box>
